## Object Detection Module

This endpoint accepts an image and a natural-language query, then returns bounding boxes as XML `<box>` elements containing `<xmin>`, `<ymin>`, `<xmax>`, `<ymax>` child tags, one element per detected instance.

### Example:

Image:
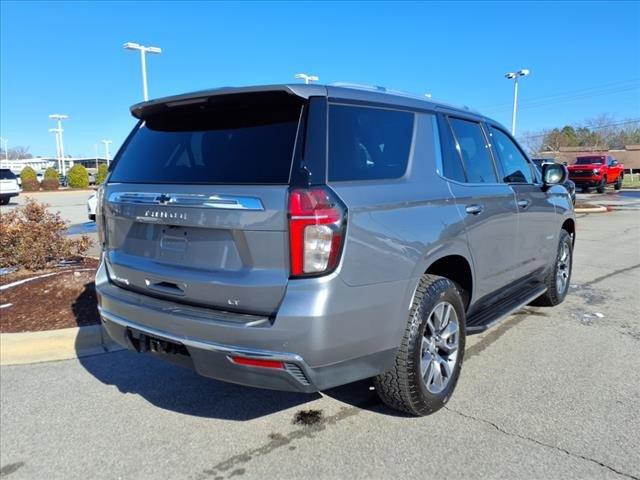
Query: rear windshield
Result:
<box><xmin>575</xmin><ymin>157</ymin><xmax>604</xmax><ymax>165</ymax></box>
<box><xmin>110</xmin><ymin>93</ymin><xmax>303</xmax><ymax>184</ymax></box>
<box><xmin>1</xmin><ymin>169</ymin><xmax>17</xmax><ymax>180</ymax></box>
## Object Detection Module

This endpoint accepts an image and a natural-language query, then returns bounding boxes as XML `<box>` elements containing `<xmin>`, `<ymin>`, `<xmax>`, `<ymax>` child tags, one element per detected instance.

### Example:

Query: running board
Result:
<box><xmin>466</xmin><ymin>284</ymin><xmax>547</xmax><ymax>334</ymax></box>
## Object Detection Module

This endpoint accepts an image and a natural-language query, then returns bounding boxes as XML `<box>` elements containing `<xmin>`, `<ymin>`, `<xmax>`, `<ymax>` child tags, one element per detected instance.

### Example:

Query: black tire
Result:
<box><xmin>581</xmin><ymin>187</ymin><xmax>590</xmax><ymax>193</ymax></box>
<box><xmin>614</xmin><ymin>176</ymin><xmax>623</xmax><ymax>190</ymax></box>
<box><xmin>531</xmin><ymin>229</ymin><xmax>573</xmax><ymax>307</ymax></box>
<box><xmin>374</xmin><ymin>275</ymin><xmax>466</xmax><ymax>416</ymax></box>
<box><xmin>596</xmin><ymin>177</ymin><xmax>606</xmax><ymax>194</ymax></box>
<box><xmin>0</xmin><ymin>197</ymin><xmax>9</xmax><ymax>206</ymax></box>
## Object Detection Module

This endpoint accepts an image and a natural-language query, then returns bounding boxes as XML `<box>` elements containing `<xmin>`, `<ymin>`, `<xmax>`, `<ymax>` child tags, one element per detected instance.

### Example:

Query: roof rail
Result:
<box><xmin>329</xmin><ymin>82</ymin><xmax>478</xmax><ymax>113</ymax></box>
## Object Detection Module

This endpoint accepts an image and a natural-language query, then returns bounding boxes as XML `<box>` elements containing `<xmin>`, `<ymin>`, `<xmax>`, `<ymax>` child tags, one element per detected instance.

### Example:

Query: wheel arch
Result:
<box><xmin>424</xmin><ymin>254</ymin><xmax>473</xmax><ymax>310</ymax></box>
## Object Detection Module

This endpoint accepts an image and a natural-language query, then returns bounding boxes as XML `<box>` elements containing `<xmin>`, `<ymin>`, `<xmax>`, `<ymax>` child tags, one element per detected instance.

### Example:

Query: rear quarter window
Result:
<box><xmin>328</xmin><ymin>105</ymin><xmax>414</xmax><ymax>182</ymax></box>
<box><xmin>1</xmin><ymin>169</ymin><xmax>17</xmax><ymax>180</ymax></box>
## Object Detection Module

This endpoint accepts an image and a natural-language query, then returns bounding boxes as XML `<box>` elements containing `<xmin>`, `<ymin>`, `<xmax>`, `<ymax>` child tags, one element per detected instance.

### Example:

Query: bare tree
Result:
<box><xmin>1</xmin><ymin>146</ymin><xmax>34</xmax><ymax>160</ymax></box>
<box><xmin>519</xmin><ymin>130</ymin><xmax>546</xmax><ymax>155</ymax></box>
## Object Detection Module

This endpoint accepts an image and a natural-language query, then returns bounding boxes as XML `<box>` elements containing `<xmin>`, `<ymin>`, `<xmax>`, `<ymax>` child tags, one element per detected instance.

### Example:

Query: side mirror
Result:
<box><xmin>542</xmin><ymin>163</ymin><xmax>567</xmax><ymax>187</ymax></box>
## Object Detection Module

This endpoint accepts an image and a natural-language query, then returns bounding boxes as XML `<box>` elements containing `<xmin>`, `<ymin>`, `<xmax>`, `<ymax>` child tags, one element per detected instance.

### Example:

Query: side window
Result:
<box><xmin>328</xmin><ymin>105</ymin><xmax>414</xmax><ymax>182</ymax></box>
<box><xmin>437</xmin><ymin>115</ymin><xmax>466</xmax><ymax>182</ymax></box>
<box><xmin>448</xmin><ymin>117</ymin><xmax>497</xmax><ymax>183</ymax></box>
<box><xmin>489</xmin><ymin>127</ymin><xmax>534</xmax><ymax>183</ymax></box>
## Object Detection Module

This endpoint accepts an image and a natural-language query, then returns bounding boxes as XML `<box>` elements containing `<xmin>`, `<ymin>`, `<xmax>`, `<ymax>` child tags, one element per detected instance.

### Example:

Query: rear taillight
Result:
<box><xmin>288</xmin><ymin>187</ymin><xmax>346</xmax><ymax>277</ymax></box>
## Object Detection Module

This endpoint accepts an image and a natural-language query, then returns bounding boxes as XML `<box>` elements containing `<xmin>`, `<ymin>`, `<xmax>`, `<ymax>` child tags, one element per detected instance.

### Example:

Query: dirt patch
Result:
<box><xmin>0</xmin><ymin>258</ymin><xmax>99</xmax><ymax>333</ymax></box>
<box><xmin>292</xmin><ymin>409</ymin><xmax>324</xmax><ymax>426</ymax></box>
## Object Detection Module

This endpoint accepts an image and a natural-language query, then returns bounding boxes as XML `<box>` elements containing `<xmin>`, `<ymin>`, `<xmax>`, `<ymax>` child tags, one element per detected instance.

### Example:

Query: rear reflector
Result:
<box><xmin>229</xmin><ymin>356</ymin><xmax>285</xmax><ymax>369</ymax></box>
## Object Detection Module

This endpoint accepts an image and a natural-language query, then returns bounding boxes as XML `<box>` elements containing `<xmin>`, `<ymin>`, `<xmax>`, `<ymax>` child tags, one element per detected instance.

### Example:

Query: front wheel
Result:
<box><xmin>531</xmin><ymin>229</ymin><xmax>573</xmax><ymax>306</ymax></box>
<box><xmin>596</xmin><ymin>177</ymin><xmax>606</xmax><ymax>193</ymax></box>
<box><xmin>374</xmin><ymin>275</ymin><xmax>466</xmax><ymax>416</ymax></box>
<box><xmin>0</xmin><ymin>197</ymin><xmax>9</xmax><ymax>206</ymax></box>
<box><xmin>614</xmin><ymin>175</ymin><xmax>623</xmax><ymax>190</ymax></box>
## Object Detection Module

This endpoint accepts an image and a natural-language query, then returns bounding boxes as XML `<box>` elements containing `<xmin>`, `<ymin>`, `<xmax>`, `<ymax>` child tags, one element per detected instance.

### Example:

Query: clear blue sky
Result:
<box><xmin>1</xmin><ymin>0</ymin><xmax>639</xmax><ymax>157</ymax></box>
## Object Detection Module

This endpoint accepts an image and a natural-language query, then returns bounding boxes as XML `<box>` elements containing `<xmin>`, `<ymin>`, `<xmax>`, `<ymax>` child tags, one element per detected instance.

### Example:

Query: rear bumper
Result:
<box><xmin>96</xmin><ymin>259</ymin><xmax>406</xmax><ymax>392</ymax></box>
<box><xmin>0</xmin><ymin>191</ymin><xmax>19</xmax><ymax>199</ymax></box>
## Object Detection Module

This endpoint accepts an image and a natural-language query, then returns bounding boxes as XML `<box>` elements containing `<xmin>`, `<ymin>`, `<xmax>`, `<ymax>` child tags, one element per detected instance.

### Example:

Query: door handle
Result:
<box><xmin>517</xmin><ymin>199</ymin><xmax>531</xmax><ymax>209</ymax></box>
<box><xmin>465</xmin><ymin>204</ymin><xmax>484</xmax><ymax>215</ymax></box>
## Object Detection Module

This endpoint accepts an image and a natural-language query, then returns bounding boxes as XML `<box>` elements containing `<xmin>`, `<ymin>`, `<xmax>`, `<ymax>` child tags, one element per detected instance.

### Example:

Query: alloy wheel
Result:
<box><xmin>420</xmin><ymin>302</ymin><xmax>459</xmax><ymax>394</ymax></box>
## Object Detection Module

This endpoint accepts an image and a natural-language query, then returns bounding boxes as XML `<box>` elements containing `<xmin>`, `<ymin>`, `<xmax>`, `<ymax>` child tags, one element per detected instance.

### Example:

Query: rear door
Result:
<box><xmin>439</xmin><ymin>114</ymin><xmax>519</xmax><ymax>301</ymax></box>
<box><xmin>487</xmin><ymin>124</ymin><xmax>557</xmax><ymax>279</ymax></box>
<box><xmin>103</xmin><ymin>91</ymin><xmax>306</xmax><ymax>315</ymax></box>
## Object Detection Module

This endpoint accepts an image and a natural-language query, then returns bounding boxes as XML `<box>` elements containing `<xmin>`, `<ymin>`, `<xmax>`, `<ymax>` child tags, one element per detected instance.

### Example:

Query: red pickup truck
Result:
<box><xmin>567</xmin><ymin>155</ymin><xmax>624</xmax><ymax>193</ymax></box>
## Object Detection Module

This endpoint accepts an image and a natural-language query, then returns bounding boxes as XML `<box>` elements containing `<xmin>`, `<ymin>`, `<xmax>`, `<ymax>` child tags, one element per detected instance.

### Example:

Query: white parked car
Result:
<box><xmin>0</xmin><ymin>169</ymin><xmax>20</xmax><ymax>205</ymax></box>
<box><xmin>87</xmin><ymin>193</ymin><xmax>97</xmax><ymax>221</ymax></box>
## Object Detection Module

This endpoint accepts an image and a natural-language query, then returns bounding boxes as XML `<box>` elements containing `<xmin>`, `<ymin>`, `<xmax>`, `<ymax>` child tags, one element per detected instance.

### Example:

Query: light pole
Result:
<box><xmin>102</xmin><ymin>140</ymin><xmax>112</xmax><ymax>166</ymax></box>
<box><xmin>49</xmin><ymin>128</ymin><xmax>62</xmax><ymax>172</ymax></box>
<box><xmin>0</xmin><ymin>138</ymin><xmax>8</xmax><ymax>162</ymax></box>
<box><xmin>295</xmin><ymin>73</ymin><xmax>319</xmax><ymax>84</ymax></box>
<box><xmin>49</xmin><ymin>114</ymin><xmax>68</xmax><ymax>175</ymax></box>
<box><xmin>504</xmin><ymin>69</ymin><xmax>530</xmax><ymax>136</ymax></box>
<box><xmin>123</xmin><ymin>42</ymin><xmax>162</xmax><ymax>101</ymax></box>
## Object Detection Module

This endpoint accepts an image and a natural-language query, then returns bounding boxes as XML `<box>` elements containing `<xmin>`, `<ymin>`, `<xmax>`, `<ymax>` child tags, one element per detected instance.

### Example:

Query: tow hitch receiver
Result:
<box><xmin>127</xmin><ymin>328</ymin><xmax>188</xmax><ymax>356</ymax></box>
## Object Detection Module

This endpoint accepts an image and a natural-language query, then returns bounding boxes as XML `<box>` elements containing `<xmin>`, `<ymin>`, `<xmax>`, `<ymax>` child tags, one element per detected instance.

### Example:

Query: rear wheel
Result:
<box><xmin>596</xmin><ymin>177</ymin><xmax>606</xmax><ymax>193</ymax></box>
<box><xmin>0</xmin><ymin>197</ymin><xmax>9</xmax><ymax>206</ymax></box>
<box><xmin>614</xmin><ymin>175</ymin><xmax>623</xmax><ymax>190</ymax></box>
<box><xmin>531</xmin><ymin>229</ymin><xmax>573</xmax><ymax>306</ymax></box>
<box><xmin>374</xmin><ymin>275</ymin><xmax>466</xmax><ymax>416</ymax></box>
<box><xmin>581</xmin><ymin>187</ymin><xmax>590</xmax><ymax>193</ymax></box>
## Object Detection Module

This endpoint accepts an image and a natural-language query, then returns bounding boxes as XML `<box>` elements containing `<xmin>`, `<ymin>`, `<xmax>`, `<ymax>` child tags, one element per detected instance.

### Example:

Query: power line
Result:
<box><xmin>518</xmin><ymin>118</ymin><xmax>640</xmax><ymax>141</ymax></box>
<box><xmin>482</xmin><ymin>80</ymin><xmax>640</xmax><ymax>112</ymax></box>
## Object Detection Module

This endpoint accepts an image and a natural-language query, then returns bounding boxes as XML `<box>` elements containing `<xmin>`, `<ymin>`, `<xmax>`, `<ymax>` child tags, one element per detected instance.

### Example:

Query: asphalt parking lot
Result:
<box><xmin>1</xmin><ymin>193</ymin><xmax>639</xmax><ymax>479</ymax></box>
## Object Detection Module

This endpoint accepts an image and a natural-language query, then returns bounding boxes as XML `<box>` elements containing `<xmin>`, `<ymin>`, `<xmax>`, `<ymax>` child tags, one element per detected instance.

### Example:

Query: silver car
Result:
<box><xmin>96</xmin><ymin>84</ymin><xmax>575</xmax><ymax>416</ymax></box>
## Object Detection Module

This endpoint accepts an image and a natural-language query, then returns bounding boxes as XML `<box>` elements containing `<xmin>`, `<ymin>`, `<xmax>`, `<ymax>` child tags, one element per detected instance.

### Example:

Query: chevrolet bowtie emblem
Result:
<box><xmin>155</xmin><ymin>194</ymin><xmax>174</xmax><ymax>204</ymax></box>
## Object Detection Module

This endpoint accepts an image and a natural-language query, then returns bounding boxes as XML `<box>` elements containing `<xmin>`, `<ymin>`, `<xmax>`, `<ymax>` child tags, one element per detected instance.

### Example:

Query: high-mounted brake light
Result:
<box><xmin>288</xmin><ymin>187</ymin><xmax>346</xmax><ymax>277</ymax></box>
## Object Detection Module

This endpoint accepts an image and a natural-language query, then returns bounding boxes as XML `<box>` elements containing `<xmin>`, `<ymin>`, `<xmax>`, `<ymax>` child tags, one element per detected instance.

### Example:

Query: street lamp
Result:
<box><xmin>504</xmin><ymin>69</ymin><xmax>530</xmax><ymax>136</ymax></box>
<box><xmin>102</xmin><ymin>140</ymin><xmax>112</xmax><ymax>166</ymax></box>
<box><xmin>123</xmin><ymin>42</ymin><xmax>162</xmax><ymax>101</ymax></box>
<box><xmin>295</xmin><ymin>73</ymin><xmax>319</xmax><ymax>84</ymax></box>
<box><xmin>49</xmin><ymin>114</ymin><xmax>68</xmax><ymax>176</ymax></box>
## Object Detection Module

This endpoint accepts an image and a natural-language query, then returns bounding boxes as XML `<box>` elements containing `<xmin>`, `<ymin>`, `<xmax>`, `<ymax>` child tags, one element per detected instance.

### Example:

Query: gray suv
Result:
<box><xmin>96</xmin><ymin>84</ymin><xmax>575</xmax><ymax>416</ymax></box>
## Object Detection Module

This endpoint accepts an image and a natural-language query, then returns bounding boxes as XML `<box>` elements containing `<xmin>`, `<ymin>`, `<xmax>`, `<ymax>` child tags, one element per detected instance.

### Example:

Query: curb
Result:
<box><xmin>574</xmin><ymin>206</ymin><xmax>608</xmax><ymax>213</ymax></box>
<box><xmin>0</xmin><ymin>324</ymin><xmax>124</xmax><ymax>366</ymax></box>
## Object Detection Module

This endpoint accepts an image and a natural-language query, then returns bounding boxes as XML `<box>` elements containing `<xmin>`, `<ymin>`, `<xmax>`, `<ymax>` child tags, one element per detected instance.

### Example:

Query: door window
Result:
<box><xmin>489</xmin><ymin>127</ymin><xmax>535</xmax><ymax>184</ymax></box>
<box><xmin>448</xmin><ymin>118</ymin><xmax>498</xmax><ymax>183</ymax></box>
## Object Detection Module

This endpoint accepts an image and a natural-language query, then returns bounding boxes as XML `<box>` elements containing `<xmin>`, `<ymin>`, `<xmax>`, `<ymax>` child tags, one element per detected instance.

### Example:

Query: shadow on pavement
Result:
<box><xmin>76</xmin><ymin>348</ymin><xmax>322</xmax><ymax>421</ymax></box>
<box><xmin>70</xmin><ymin>282</ymin><xmax>402</xmax><ymax>420</ymax></box>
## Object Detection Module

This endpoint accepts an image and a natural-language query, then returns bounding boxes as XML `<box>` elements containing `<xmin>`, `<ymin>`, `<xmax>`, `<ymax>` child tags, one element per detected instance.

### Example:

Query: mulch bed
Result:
<box><xmin>0</xmin><ymin>258</ymin><xmax>100</xmax><ymax>333</ymax></box>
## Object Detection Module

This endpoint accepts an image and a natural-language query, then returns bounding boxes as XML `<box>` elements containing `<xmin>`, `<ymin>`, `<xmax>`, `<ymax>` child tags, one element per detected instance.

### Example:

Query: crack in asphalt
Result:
<box><xmin>445</xmin><ymin>407</ymin><xmax>640</xmax><ymax>480</ymax></box>
<box><xmin>582</xmin><ymin>264</ymin><xmax>640</xmax><ymax>287</ymax></box>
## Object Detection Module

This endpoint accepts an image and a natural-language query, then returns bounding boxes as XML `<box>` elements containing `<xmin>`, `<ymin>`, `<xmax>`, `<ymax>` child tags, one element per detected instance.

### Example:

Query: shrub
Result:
<box><xmin>44</xmin><ymin>167</ymin><xmax>59</xmax><ymax>180</ymax></box>
<box><xmin>21</xmin><ymin>178</ymin><xmax>40</xmax><ymax>191</ymax></box>
<box><xmin>67</xmin><ymin>164</ymin><xmax>89</xmax><ymax>188</ymax></box>
<box><xmin>0</xmin><ymin>199</ymin><xmax>92</xmax><ymax>270</ymax></box>
<box><xmin>20</xmin><ymin>166</ymin><xmax>37</xmax><ymax>182</ymax></box>
<box><xmin>41</xmin><ymin>178</ymin><xmax>60</xmax><ymax>190</ymax></box>
<box><xmin>95</xmin><ymin>164</ymin><xmax>108</xmax><ymax>185</ymax></box>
